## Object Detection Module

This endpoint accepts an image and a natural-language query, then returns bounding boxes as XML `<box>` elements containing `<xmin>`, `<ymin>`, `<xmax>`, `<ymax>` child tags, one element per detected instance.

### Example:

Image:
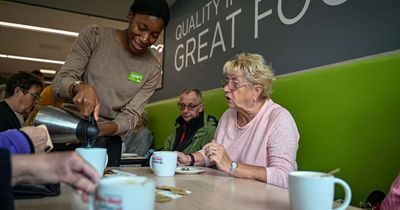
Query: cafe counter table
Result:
<box><xmin>15</xmin><ymin>167</ymin><xmax>361</xmax><ymax>210</ymax></box>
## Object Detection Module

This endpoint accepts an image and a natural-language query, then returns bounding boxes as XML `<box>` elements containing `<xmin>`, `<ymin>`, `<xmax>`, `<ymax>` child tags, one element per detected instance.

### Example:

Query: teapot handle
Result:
<box><xmin>88</xmin><ymin>112</ymin><xmax>97</xmax><ymax>127</ymax></box>
<box><xmin>84</xmin><ymin>112</ymin><xmax>100</xmax><ymax>147</ymax></box>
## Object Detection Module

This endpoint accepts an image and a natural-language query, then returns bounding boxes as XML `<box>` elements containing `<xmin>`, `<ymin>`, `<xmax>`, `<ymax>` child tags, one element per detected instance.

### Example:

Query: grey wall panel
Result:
<box><xmin>151</xmin><ymin>0</ymin><xmax>399</xmax><ymax>101</ymax></box>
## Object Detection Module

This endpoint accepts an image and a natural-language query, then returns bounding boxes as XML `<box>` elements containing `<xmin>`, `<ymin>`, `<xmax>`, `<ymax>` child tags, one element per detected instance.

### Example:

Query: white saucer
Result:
<box><xmin>121</xmin><ymin>153</ymin><xmax>138</xmax><ymax>158</ymax></box>
<box><xmin>104</xmin><ymin>169</ymin><xmax>137</xmax><ymax>177</ymax></box>
<box><xmin>175</xmin><ymin>166</ymin><xmax>205</xmax><ymax>175</ymax></box>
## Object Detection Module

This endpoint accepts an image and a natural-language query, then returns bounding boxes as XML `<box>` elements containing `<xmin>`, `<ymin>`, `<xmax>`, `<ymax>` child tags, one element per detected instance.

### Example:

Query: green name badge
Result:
<box><xmin>128</xmin><ymin>72</ymin><xmax>144</xmax><ymax>83</ymax></box>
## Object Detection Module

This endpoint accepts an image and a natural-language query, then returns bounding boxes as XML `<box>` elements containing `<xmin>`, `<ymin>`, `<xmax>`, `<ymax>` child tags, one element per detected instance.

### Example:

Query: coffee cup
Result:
<box><xmin>289</xmin><ymin>171</ymin><xmax>352</xmax><ymax>210</ymax></box>
<box><xmin>149</xmin><ymin>151</ymin><xmax>177</xmax><ymax>176</ymax></box>
<box><xmin>76</xmin><ymin>148</ymin><xmax>108</xmax><ymax>175</ymax></box>
<box><xmin>154</xmin><ymin>176</ymin><xmax>176</xmax><ymax>187</ymax></box>
<box><xmin>91</xmin><ymin>176</ymin><xmax>155</xmax><ymax>210</ymax></box>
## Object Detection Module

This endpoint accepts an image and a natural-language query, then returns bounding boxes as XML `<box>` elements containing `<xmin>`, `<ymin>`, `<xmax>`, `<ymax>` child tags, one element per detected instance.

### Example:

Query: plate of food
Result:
<box><xmin>175</xmin><ymin>166</ymin><xmax>205</xmax><ymax>175</ymax></box>
<box><xmin>103</xmin><ymin>169</ymin><xmax>137</xmax><ymax>177</ymax></box>
<box><xmin>103</xmin><ymin>169</ymin><xmax>118</xmax><ymax>177</ymax></box>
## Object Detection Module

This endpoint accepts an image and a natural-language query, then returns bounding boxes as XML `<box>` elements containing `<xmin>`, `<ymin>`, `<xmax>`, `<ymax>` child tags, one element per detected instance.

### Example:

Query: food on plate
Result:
<box><xmin>104</xmin><ymin>169</ymin><xmax>117</xmax><ymax>176</ymax></box>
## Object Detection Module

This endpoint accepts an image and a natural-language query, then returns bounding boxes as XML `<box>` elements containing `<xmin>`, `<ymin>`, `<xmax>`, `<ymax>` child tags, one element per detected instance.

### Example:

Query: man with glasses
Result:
<box><xmin>162</xmin><ymin>88</ymin><xmax>218</xmax><ymax>154</ymax></box>
<box><xmin>0</xmin><ymin>71</ymin><xmax>43</xmax><ymax>130</ymax></box>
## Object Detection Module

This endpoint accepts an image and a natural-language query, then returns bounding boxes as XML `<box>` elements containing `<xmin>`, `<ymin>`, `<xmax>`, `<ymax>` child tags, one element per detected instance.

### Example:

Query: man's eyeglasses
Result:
<box><xmin>177</xmin><ymin>102</ymin><xmax>202</xmax><ymax>111</ymax></box>
<box><xmin>221</xmin><ymin>79</ymin><xmax>247</xmax><ymax>91</ymax></box>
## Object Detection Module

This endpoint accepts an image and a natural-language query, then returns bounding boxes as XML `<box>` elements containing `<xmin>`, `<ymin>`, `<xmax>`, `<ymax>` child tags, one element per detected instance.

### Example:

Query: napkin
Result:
<box><xmin>36</xmin><ymin>124</ymin><xmax>53</xmax><ymax>152</ymax></box>
<box><xmin>155</xmin><ymin>185</ymin><xmax>191</xmax><ymax>202</ymax></box>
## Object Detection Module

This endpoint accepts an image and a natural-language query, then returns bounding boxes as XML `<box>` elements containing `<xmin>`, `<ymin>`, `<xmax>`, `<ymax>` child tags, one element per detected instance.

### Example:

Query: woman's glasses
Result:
<box><xmin>27</xmin><ymin>92</ymin><xmax>40</xmax><ymax>101</ymax></box>
<box><xmin>221</xmin><ymin>79</ymin><xmax>247</xmax><ymax>91</ymax></box>
<box><xmin>22</xmin><ymin>88</ymin><xmax>40</xmax><ymax>101</ymax></box>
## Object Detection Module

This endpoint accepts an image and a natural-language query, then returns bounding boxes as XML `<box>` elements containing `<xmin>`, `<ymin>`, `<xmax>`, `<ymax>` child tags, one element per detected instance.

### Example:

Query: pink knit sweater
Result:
<box><xmin>200</xmin><ymin>99</ymin><xmax>299</xmax><ymax>188</ymax></box>
<box><xmin>382</xmin><ymin>174</ymin><xmax>400</xmax><ymax>210</ymax></box>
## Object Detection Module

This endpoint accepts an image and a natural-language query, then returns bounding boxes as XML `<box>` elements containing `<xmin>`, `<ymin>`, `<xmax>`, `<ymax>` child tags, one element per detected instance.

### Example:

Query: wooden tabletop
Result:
<box><xmin>15</xmin><ymin>167</ymin><xmax>361</xmax><ymax>210</ymax></box>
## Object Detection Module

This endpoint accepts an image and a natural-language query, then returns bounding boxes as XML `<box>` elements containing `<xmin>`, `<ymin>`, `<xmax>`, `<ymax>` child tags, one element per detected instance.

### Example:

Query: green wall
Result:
<box><xmin>272</xmin><ymin>52</ymin><xmax>400</xmax><ymax>205</ymax></box>
<box><xmin>146</xmin><ymin>51</ymin><xmax>400</xmax><ymax>206</ymax></box>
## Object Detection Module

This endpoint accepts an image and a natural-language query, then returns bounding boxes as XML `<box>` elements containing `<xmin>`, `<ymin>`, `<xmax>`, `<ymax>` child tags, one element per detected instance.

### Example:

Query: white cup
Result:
<box><xmin>149</xmin><ymin>151</ymin><xmax>177</xmax><ymax>176</ymax></box>
<box><xmin>289</xmin><ymin>171</ymin><xmax>352</xmax><ymax>210</ymax></box>
<box><xmin>76</xmin><ymin>148</ymin><xmax>108</xmax><ymax>175</ymax></box>
<box><xmin>154</xmin><ymin>176</ymin><xmax>176</xmax><ymax>187</ymax></box>
<box><xmin>91</xmin><ymin>176</ymin><xmax>155</xmax><ymax>210</ymax></box>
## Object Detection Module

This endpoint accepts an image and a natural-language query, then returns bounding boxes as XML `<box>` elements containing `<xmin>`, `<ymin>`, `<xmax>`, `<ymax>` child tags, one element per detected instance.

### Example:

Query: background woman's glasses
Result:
<box><xmin>22</xmin><ymin>88</ymin><xmax>40</xmax><ymax>101</ymax></box>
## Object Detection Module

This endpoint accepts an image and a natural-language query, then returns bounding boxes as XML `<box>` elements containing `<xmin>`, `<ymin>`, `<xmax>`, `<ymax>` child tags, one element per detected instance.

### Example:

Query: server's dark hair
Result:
<box><xmin>130</xmin><ymin>0</ymin><xmax>170</xmax><ymax>27</ymax></box>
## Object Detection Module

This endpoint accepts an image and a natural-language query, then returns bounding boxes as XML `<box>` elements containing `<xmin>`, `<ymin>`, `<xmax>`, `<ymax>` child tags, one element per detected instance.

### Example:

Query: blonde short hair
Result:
<box><xmin>223</xmin><ymin>53</ymin><xmax>274</xmax><ymax>99</ymax></box>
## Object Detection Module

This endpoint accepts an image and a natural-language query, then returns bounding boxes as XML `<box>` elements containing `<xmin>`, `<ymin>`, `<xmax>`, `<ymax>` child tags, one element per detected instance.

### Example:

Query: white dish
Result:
<box><xmin>175</xmin><ymin>167</ymin><xmax>205</xmax><ymax>175</ymax></box>
<box><xmin>104</xmin><ymin>169</ymin><xmax>137</xmax><ymax>177</ymax></box>
<box><xmin>121</xmin><ymin>153</ymin><xmax>138</xmax><ymax>158</ymax></box>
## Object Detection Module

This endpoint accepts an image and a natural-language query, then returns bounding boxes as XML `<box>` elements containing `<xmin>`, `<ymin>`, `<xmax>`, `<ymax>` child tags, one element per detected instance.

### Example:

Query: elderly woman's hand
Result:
<box><xmin>177</xmin><ymin>152</ymin><xmax>191</xmax><ymax>165</ymax></box>
<box><xmin>203</xmin><ymin>140</ymin><xmax>232</xmax><ymax>174</ymax></box>
<box><xmin>11</xmin><ymin>152</ymin><xmax>100</xmax><ymax>202</ymax></box>
<box><xmin>20</xmin><ymin>126</ymin><xmax>48</xmax><ymax>153</ymax></box>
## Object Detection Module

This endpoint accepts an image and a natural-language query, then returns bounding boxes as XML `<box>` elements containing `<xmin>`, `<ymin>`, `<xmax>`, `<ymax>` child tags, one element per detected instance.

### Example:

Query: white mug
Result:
<box><xmin>76</xmin><ymin>148</ymin><xmax>108</xmax><ymax>175</ymax></box>
<box><xmin>289</xmin><ymin>171</ymin><xmax>352</xmax><ymax>210</ymax></box>
<box><xmin>154</xmin><ymin>176</ymin><xmax>176</xmax><ymax>187</ymax></box>
<box><xmin>150</xmin><ymin>151</ymin><xmax>177</xmax><ymax>176</ymax></box>
<box><xmin>91</xmin><ymin>176</ymin><xmax>155</xmax><ymax>210</ymax></box>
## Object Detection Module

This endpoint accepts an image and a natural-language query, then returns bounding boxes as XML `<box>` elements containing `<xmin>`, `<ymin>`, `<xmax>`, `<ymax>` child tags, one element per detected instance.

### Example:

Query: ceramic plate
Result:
<box><xmin>103</xmin><ymin>169</ymin><xmax>137</xmax><ymax>177</ymax></box>
<box><xmin>175</xmin><ymin>167</ymin><xmax>205</xmax><ymax>175</ymax></box>
<box><xmin>121</xmin><ymin>153</ymin><xmax>138</xmax><ymax>158</ymax></box>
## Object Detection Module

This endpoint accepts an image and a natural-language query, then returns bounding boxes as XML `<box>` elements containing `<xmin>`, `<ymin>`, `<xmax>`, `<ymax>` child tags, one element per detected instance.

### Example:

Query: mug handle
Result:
<box><xmin>104</xmin><ymin>154</ymin><xmax>108</xmax><ymax>169</ymax></box>
<box><xmin>332</xmin><ymin>178</ymin><xmax>352</xmax><ymax>210</ymax></box>
<box><xmin>149</xmin><ymin>154</ymin><xmax>154</xmax><ymax>170</ymax></box>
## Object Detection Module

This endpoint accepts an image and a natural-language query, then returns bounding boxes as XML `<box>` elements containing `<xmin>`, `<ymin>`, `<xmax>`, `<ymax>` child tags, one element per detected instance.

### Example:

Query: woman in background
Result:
<box><xmin>123</xmin><ymin>111</ymin><xmax>153</xmax><ymax>157</ymax></box>
<box><xmin>177</xmin><ymin>53</ymin><xmax>300</xmax><ymax>188</ymax></box>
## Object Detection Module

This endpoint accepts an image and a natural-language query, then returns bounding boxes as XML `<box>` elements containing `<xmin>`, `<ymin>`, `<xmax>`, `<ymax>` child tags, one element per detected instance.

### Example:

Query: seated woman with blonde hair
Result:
<box><xmin>177</xmin><ymin>53</ymin><xmax>299</xmax><ymax>188</ymax></box>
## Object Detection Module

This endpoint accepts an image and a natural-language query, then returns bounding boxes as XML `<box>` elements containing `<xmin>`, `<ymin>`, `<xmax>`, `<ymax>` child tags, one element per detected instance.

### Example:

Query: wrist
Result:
<box><xmin>70</xmin><ymin>80</ymin><xmax>83</xmax><ymax>97</ymax></box>
<box><xmin>229</xmin><ymin>161</ymin><xmax>238</xmax><ymax>176</ymax></box>
<box><xmin>18</xmin><ymin>130</ymin><xmax>35</xmax><ymax>154</ymax></box>
<box><xmin>189</xmin><ymin>154</ymin><xmax>195</xmax><ymax>166</ymax></box>
<box><xmin>11</xmin><ymin>155</ymin><xmax>32</xmax><ymax>185</ymax></box>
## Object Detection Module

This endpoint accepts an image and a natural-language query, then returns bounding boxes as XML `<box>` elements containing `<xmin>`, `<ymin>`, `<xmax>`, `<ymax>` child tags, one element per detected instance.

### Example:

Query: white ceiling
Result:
<box><xmin>0</xmin><ymin>0</ymin><xmax>176</xmax><ymax>81</ymax></box>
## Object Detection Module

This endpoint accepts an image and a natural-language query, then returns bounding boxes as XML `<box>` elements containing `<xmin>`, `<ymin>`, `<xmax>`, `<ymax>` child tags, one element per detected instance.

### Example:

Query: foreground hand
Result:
<box><xmin>73</xmin><ymin>84</ymin><xmax>100</xmax><ymax>121</ymax></box>
<box><xmin>20</xmin><ymin>126</ymin><xmax>47</xmax><ymax>153</ymax></box>
<box><xmin>177</xmin><ymin>152</ymin><xmax>191</xmax><ymax>166</ymax></box>
<box><xmin>12</xmin><ymin>152</ymin><xmax>100</xmax><ymax>201</ymax></box>
<box><xmin>203</xmin><ymin>140</ymin><xmax>231</xmax><ymax>173</ymax></box>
